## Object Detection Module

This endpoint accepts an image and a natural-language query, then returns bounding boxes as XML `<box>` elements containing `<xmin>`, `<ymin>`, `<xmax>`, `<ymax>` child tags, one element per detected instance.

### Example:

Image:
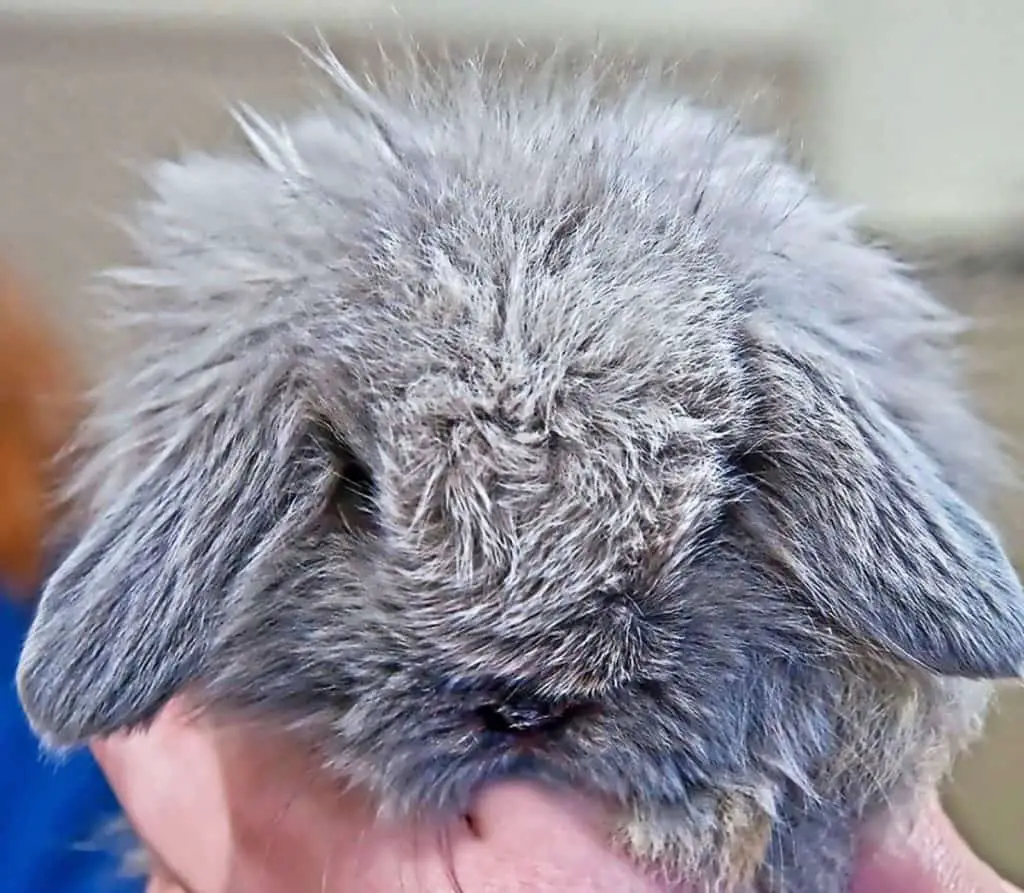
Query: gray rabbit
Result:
<box><xmin>16</xmin><ymin>45</ymin><xmax>1024</xmax><ymax>892</ymax></box>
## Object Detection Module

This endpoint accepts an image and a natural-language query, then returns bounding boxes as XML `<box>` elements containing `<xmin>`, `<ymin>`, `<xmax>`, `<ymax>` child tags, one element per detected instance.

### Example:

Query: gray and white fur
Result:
<box><xmin>16</xmin><ymin>46</ymin><xmax>1024</xmax><ymax>892</ymax></box>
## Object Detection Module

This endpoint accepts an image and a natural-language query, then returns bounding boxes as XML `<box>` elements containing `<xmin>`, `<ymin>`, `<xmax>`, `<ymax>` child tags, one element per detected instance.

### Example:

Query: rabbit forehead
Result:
<box><xmin>294</xmin><ymin>136</ymin><xmax>757</xmax><ymax>435</ymax></box>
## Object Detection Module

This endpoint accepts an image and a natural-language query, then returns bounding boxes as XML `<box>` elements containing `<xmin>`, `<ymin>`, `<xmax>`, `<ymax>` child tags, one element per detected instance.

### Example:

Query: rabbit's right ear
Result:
<box><xmin>16</xmin><ymin>390</ymin><xmax>302</xmax><ymax>749</ymax></box>
<box><xmin>739</xmin><ymin>329</ymin><xmax>1024</xmax><ymax>681</ymax></box>
<box><xmin>15</xmin><ymin>104</ymin><xmax>348</xmax><ymax>749</ymax></box>
<box><xmin>15</xmin><ymin>323</ymin><xmax>313</xmax><ymax>750</ymax></box>
<box><xmin>17</xmin><ymin>460</ymin><xmax>215</xmax><ymax>747</ymax></box>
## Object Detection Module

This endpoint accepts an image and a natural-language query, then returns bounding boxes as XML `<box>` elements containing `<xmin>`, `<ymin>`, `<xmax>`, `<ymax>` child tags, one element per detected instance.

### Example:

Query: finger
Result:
<box><xmin>216</xmin><ymin>746</ymin><xmax>675</xmax><ymax>892</ymax></box>
<box><xmin>94</xmin><ymin>704</ymin><xmax>459</xmax><ymax>893</ymax></box>
<box><xmin>450</xmin><ymin>782</ymin><xmax>678</xmax><ymax>893</ymax></box>
<box><xmin>91</xmin><ymin>701</ymin><xmax>233</xmax><ymax>893</ymax></box>
<box><xmin>95</xmin><ymin>703</ymin><xmax>688</xmax><ymax>893</ymax></box>
<box><xmin>852</xmin><ymin>799</ymin><xmax>1021</xmax><ymax>893</ymax></box>
<box><xmin>145</xmin><ymin>872</ymin><xmax>190</xmax><ymax>893</ymax></box>
<box><xmin>205</xmin><ymin>711</ymin><xmax>682</xmax><ymax>893</ymax></box>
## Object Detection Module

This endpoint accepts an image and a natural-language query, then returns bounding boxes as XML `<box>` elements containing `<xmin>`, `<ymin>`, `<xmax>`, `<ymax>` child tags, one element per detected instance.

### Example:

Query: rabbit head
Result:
<box><xmin>18</xmin><ymin>48</ymin><xmax>1024</xmax><ymax>890</ymax></box>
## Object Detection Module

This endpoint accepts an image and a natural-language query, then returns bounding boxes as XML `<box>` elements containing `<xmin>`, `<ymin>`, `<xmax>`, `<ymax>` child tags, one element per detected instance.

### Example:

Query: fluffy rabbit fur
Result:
<box><xmin>17</xmin><ymin>47</ymin><xmax>1024</xmax><ymax>891</ymax></box>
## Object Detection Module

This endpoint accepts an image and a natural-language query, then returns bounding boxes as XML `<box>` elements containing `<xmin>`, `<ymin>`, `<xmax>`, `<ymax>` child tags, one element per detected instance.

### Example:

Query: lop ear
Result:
<box><xmin>18</xmin><ymin>462</ymin><xmax>214</xmax><ymax>748</ymax></box>
<box><xmin>16</xmin><ymin>122</ymin><xmax>324</xmax><ymax>749</ymax></box>
<box><xmin>740</xmin><ymin>333</ymin><xmax>1024</xmax><ymax>680</ymax></box>
<box><xmin>16</xmin><ymin>365</ymin><xmax>304</xmax><ymax>750</ymax></box>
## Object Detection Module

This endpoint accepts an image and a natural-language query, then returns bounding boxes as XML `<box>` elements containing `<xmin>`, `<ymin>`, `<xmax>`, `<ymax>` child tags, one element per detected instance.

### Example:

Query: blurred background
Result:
<box><xmin>0</xmin><ymin>0</ymin><xmax>1020</xmax><ymax>883</ymax></box>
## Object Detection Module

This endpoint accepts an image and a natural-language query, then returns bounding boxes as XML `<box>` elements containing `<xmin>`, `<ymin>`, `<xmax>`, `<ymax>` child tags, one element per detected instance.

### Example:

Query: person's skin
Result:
<box><xmin>92</xmin><ymin>699</ymin><xmax>1020</xmax><ymax>893</ymax></box>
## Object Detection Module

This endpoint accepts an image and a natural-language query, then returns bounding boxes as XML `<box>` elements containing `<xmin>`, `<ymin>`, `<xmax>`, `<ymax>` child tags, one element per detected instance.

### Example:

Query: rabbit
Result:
<box><xmin>16</xmin><ymin>44</ymin><xmax>1024</xmax><ymax>892</ymax></box>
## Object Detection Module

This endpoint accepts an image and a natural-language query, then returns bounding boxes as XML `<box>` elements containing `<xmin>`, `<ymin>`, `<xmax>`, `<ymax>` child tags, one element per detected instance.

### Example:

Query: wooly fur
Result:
<box><xmin>16</xmin><ymin>46</ymin><xmax>1024</xmax><ymax>891</ymax></box>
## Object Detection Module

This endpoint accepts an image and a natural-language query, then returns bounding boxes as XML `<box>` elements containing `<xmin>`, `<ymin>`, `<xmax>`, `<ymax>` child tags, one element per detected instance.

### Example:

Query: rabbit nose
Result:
<box><xmin>474</xmin><ymin>697</ymin><xmax>587</xmax><ymax>737</ymax></box>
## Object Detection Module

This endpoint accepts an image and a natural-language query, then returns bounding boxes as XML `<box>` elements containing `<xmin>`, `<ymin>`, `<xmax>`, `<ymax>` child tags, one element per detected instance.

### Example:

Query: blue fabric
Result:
<box><xmin>0</xmin><ymin>587</ymin><xmax>142</xmax><ymax>892</ymax></box>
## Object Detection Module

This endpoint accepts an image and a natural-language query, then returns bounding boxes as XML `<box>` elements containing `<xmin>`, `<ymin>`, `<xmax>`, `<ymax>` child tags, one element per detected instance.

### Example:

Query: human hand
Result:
<box><xmin>92</xmin><ymin>698</ymin><xmax>672</xmax><ymax>893</ymax></box>
<box><xmin>851</xmin><ymin>798</ymin><xmax>1021</xmax><ymax>893</ymax></box>
<box><xmin>92</xmin><ymin>699</ymin><xmax>1020</xmax><ymax>893</ymax></box>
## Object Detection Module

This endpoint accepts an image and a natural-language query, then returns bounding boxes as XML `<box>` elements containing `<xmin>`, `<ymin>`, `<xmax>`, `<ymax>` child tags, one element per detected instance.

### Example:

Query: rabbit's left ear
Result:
<box><xmin>740</xmin><ymin>334</ymin><xmax>1024</xmax><ymax>680</ymax></box>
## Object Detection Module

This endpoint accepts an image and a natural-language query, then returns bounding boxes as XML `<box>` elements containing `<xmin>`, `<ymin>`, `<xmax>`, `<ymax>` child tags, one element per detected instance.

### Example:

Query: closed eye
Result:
<box><xmin>314</xmin><ymin>422</ymin><xmax>378</xmax><ymax>535</ymax></box>
<box><xmin>332</xmin><ymin>449</ymin><xmax>376</xmax><ymax>533</ymax></box>
<box><xmin>439</xmin><ymin>677</ymin><xmax>597</xmax><ymax>738</ymax></box>
<box><xmin>474</xmin><ymin>698</ymin><xmax>584</xmax><ymax>736</ymax></box>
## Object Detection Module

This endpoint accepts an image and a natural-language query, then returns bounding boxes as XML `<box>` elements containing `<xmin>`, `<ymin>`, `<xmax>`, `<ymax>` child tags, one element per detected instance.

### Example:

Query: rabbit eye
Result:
<box><xmin>474</xmin><ymin>696</ymin><xmax>586</xmax><ymax>737</ymax></box>
<box><xmin>314</xmin><ymin>423</ymin><xmax>378</xmax><ymax>534</ymax></box>
<box><xmin>332</xmin><ymin>450</ymin><xmax>377</xmax><ymax>534</ymax></box>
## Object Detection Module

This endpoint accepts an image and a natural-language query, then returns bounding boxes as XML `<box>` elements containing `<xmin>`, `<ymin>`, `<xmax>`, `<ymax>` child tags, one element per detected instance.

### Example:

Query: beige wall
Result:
<box><xmin>3</xmin><ymin>0</ymin><xmax>1024</xmax><ymax>240</ymax></box>
<box><xmin>820</xmin><ymin>0</ymin><xmax>1024</xmax><ymax>239</ymax></box>
<box><xmin>0</xmin><ymin>0</ymin><xmax>819</xmax><ymax>46</ymax></box>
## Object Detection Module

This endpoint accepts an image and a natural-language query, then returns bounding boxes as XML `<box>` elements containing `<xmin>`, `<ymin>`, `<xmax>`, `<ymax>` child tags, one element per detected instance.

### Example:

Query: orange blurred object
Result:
<box><xmin>0</xmin><ymin>265</ymin><xmax>83</xmax><ymax>596</ymax></box>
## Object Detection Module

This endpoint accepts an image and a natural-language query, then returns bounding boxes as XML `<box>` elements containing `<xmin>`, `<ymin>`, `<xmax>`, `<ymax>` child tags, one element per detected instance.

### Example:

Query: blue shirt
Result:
<box><xmin>0</xmin><ymin>588</ymin><xmax>143</xmax><ymax>892</ymax></box>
